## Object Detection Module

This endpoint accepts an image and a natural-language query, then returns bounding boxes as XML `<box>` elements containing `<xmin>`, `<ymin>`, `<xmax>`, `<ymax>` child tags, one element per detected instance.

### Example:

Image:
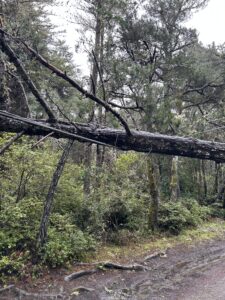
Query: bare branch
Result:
<box><xmin>0</xmin><ymin>34</ymin><xmax>56</xmax><ymax>121</ymax></box>
<box><xmin>0</xmin><ymin>131</ymin><xmax>24</xmax><ymax>155</ymax></box>
<box><xmin>108</xmin><ymin>101</ymin><xmax>143</xmax><ymax>111</ymax></box>
<box><xmin>22</xmin><ymin>41</ymin><xmax>131</xmax><ymax>135</ymax></box>
<box><xmin>31</xmin><ymin>132</ymin><xmax>54</xmax><ymax>149</ymax></box>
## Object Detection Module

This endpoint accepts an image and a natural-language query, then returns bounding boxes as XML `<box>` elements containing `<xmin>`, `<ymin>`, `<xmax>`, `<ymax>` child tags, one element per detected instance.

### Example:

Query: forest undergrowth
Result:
<box><xmin>1</xmin><ymin>135</ymin><xmax>225</xmax><ymax>283</ymax></box>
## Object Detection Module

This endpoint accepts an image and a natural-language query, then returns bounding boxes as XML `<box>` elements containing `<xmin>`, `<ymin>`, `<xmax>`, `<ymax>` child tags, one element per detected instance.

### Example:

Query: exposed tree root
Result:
<box><xmin>144</xmin><ymin>251</ymin><xmax>167</xmax><ymax>261</ymax></box>
<box><xmin>0</xmin><ymin>285</ymin><xmax>15</xmax><ymax>293</ymax></box>
<box><xmin>64</xmin><ymin>269</ymin><xmax>98</xmax><ymax>282</ymax></box>
<box><xmin>0</xmin><ymin>285</ymin><xmax>65</xmax><ymax>299</ymax></box>
<box><xmin>64</xmin><ymin>262</ymin><xmax>148</xmax><ymax>282</ymax></box>
<box><xmin>101</xmin><ymin>262</ymin><xmax>147</xmax><ymax>271</ymax></box>
<box><xmin>71</xmin><ymin>286</ymin><xmax>95</xmax><ymax>293</ymax></box>
<box><xmin>14</xmin><ymin>287</ymin><xmax>65</xmax><ymax>298</ymax></box>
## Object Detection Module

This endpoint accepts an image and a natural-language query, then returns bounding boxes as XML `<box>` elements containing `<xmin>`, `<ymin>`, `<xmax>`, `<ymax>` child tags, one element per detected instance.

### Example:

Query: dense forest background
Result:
<box><xmin>1</xmin><ymin>0</ymin><xmax>225</xmax><ymax>279</ymax></box>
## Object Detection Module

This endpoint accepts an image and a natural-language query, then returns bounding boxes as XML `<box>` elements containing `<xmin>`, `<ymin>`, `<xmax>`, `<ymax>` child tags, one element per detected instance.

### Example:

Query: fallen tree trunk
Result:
<box><xmin>1</xmin><ymin>112</ymin><xmax>225</xmax><ymax>162</ymax></box>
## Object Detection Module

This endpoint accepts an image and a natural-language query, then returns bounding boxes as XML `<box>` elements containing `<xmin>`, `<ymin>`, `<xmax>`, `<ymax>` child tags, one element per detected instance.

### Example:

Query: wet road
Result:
<box><xmin>2</xmin><ymin>237</ymin><xmax>225</xmax><ymax>299</ymax></box>
<box><xmin>180</xmin><ymin>259</ymin><xmax>225</xmax><ymax>300</ymax></box>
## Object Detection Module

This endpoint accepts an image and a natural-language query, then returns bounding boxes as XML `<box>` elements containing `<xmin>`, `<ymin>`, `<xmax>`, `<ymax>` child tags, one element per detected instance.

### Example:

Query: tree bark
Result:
<box><xmin>170</xmin><ymin>156</ymin><xmax>179</xmax><ymax>201</ymax></box>
<box><xmin>147</xmin><ymin>156</ymin><xmax>160</xmax><ymax>231</ymax></box>
<box><xmin>83</xmin><ymin>144</ymin><xmax>92</xmax><ymax>199</ymax></box>
<box><xmin>2</xmin><ymin>114</ymin><xmax>225</xmax><ymax>163</ymax></box>
<box><xmin>214</xmin><ymin>163</ymin><xmax>221</xmax><ymax>195</ymax></box>
<box><xmin>201</xmin><ymin>160</ymin><xmax>207</xmax><ymax>199</ymax></box>
<box><xmin>36</xmin><ymin>140</ymin><xmax>73</xmax><ymax>253</ymax></box>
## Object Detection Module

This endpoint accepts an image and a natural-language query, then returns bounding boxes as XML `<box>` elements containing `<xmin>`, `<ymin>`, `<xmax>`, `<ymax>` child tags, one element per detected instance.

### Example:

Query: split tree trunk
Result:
<box><xmin>36</xmin><ymin>140</ymin><xmax>73</xmax><ymax>253</ymax></box>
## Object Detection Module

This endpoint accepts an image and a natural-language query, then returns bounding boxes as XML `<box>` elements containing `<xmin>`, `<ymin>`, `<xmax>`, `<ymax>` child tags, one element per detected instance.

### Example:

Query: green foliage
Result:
<box><xmin>158</xmin><ymin>199</ymin><xmax>210</xmax><ymax>235</ymax></box>
<box><xmin>208</xmin><ymin>203</ymin><xmax>225</xmax><ymax>219</ymax></box>
<box><xmin>0</xmin><ymin>133</ymin><xmax>224</xmax><ymax>281</ymax></box>
<box><xmin>0</xmin><ymin>254</ymin><xmax>26</xmax><ymax>280</ymax></box>
<box><xmin>43</xmin><ymin>214</ymin><xmax>96</xmax><ymax>267</ymax></box>
<box><xmin>0</xmin><ymin>198</ymin><xmax>43</xmax><ymax>255</ymax></box>
<box><xmin>0</xmin><ymin>135</ymin><xmax>95</xmax><ymax>275</ymax></box>
<box><xmin>184</xmin><ymin>198</ymin><xmax>210</xmax><ymax>225</ymax></box>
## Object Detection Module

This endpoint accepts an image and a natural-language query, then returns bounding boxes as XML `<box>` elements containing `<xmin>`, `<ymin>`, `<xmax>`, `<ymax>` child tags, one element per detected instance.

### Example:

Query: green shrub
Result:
<box><xmin>43</xmin><ymin>213</ymin><xmax>96</xmax><ymax>267</ymax></box>
<box><xmin>158</xmin><ymin>199</ymin><xmax>210</xmax><ymax>235</ymax></box>
<box><xmin>0</xmin><ymin>253</ymin><xmax>27</xmax><ymax>280</ymax></box>
<box><xmin>158</xmin><ymin>202</ymin><xmax>190</xmax><ymax>234</ymax></box>
<box><xmin>209</xmin><ymin>203</ymin><xmax>225</xmax><ymax>218</ymax></box>
<box><xmin>0</xmin><ymin>198</ymin><xmax>42</xmax><ymax>255</ymax></box>
<box><xmin>184</xmin><ymin>198</ymin><xmax>210</xmax><ymax>226</ymax></box>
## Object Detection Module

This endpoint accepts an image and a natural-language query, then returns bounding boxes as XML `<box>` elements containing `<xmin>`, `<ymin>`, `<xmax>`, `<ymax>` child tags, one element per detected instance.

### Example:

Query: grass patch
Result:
<box><xmin>91</xmin><ymin>219</ymin><xmax>225</xmax><ymax>263</ymax></box>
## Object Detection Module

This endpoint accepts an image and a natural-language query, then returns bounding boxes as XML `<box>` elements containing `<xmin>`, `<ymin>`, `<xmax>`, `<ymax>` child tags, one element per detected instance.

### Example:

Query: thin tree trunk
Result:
<box><xmin>201</xmin><ymin>160</ymin><xmax>207</xmax><ymax>199</ymax></box>
<box><xmin>83</xmin><ymin>144</ymin><xmax>92</xmax><ymax>199</ymax></box>
<box><xmin>16</xmin><ymin>169</ymin><xmax>32</xmax><ymax>203</ymax></box>
<box><xmin>170</xmin><ymin>156</ymin><xmax>179</xmax><ymax>201</ymax></box>
<box><xmin>197</xmin><ymin>160</ymin><xmax>203</xmax><ymax>203</ymax></box>
<box><xmin>214</xmin><ymin>162</ymin><xmax>221</xmax><ymax>195</ymax></box>
<box><xmin>83</xmin><ymin>1</ymin><xmax>103</xmax><ymax>199</ymax></box>
<box><xmin>36</xmin><ymin>140</ymin><xmax>73</xmax><ymax>252</ymax></box>
<box><xmin>147</xmin><ymin>156</ymin><xmax>160</xmax><ymax>231</ymax></box>
<box><xmin>217</xmin><ymin>173</ymin><xmax>225</xmax><ymax>208</ymax></box>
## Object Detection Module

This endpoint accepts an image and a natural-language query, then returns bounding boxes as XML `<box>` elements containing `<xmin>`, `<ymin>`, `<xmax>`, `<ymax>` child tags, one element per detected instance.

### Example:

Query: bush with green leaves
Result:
<box><xmin>208</xmin><ymin>203</ymin><xmax>225</xmax><ymax>219</ymax></box>
<box><xmin>43</xmin><ymin>213</ymin><xmax>96</xmax><ymax>267</ymax></box>
<box><xmin>0</xmin><ymin>197</ymin><xmax>43</xmax><ymax>255</ymax></box>
<box><xmin>0</xmin><ymin>201</ymin><xmax>96</xmax><ymax>272</ymax></box>
<box><xmin>0</xmin><ymin>254</ymin><xmax>26</xmax><ymax>280</ymax></box>
<box><xmin>0</xmin><ymin>133</ymin><xmax>222</xmax><ymax>278</ymax></box>
<box><xmin>184</xmin><ymin>198</ymin><xmax>210</xmax><ymax>225</ymax></box>
<box><xmin>158</xmin><ymin>199</ymin><xmax>210</xmax><ymax>235</ymax></box>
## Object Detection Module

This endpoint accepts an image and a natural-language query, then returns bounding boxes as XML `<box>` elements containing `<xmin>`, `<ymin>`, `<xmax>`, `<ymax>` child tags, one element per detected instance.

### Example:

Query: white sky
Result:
<box><xmin>186</xmin><ymin>0</ymin><xmax>225</xmax><ymax>45</ymax></box>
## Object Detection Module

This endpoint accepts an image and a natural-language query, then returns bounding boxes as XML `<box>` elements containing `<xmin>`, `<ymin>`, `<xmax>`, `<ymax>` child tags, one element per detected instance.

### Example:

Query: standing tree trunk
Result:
<box><xmin>36</xmin><ymin>140</ymin><xmax>74</xmax><ymax>253</ymax></box>
<box><xmin>147</xmin><ymin>156</ymin><xmax>160</xmax><ymax>231</ymax></box>
<box><xmin>169</xmin><ymin>156</ymin><xmax>179</xmax><ymax>201</ymax></box>
<box><xmin>214</xmin><ymin>162</ymin><xmax>221</xmax><ymax>195</ymax></box>
<box><xmin>201</xmin><ymin>160</ymin><xmax>207</xmax><ymax>200</ymax></box>
<box><xmin>196</xmin><ymin>160</ymin><xmax>203</xmax><ymax>203</ymax></box>
<box><xmin>96</xmin><ymin>19</ymin><xmax>106</xmax><ymax>172</ymax></box>
<box><xmin>83</xmin><ymin>144</ymin><xmax>92</xmax><ymax>199</ymax></box>
<box><xmin>217</xmin><ymin>183</ymin><xmax>225</xmax><ymax>208</ymax></box>
<box><xmin>83</xmin><ymin>0</ymin><xmax>103</xmax><ymax>200</ymax></box>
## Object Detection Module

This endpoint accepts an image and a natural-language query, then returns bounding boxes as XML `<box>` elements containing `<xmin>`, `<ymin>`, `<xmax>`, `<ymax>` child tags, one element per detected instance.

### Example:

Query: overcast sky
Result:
<box><xmin>186</xmin><ymin>0</ymin><xmax>225</xmax><ymax>45</ymax></box>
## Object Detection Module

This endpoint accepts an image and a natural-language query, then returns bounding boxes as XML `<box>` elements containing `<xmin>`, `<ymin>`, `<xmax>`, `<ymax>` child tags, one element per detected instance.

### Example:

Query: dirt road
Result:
<box><xmin>2</xmin><ymin>236</ymin><xmax>225</xmax><ymax>299</ymax></box>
